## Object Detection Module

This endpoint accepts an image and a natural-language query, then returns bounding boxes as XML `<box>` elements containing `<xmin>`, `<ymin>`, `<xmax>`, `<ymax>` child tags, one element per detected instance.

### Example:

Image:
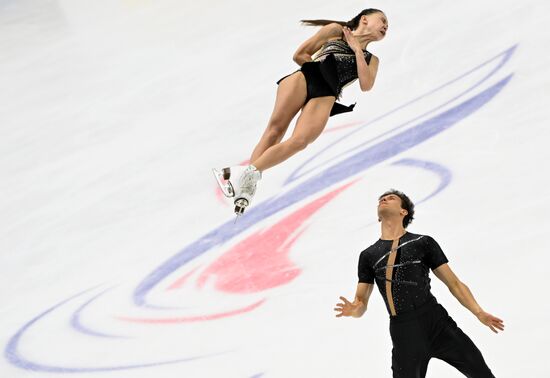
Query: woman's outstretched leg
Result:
<box><xmin>251</xmin><ymin>96</ymin><xmax>335</xmax><ymax>172</ymax></box>
<box><xmin>249</xmin><ymin>72</ymin><xmax>307</xmax><ymax>162</ymax></box>
<box><xmin>230</xmin><ymin>96</ymin><xmax>333</xmax><ymax>215</ymax></box>
<box><xmin>223</xmin><ymin>72</ymin><xmax>308</xmax><ymax>214</ymax></box>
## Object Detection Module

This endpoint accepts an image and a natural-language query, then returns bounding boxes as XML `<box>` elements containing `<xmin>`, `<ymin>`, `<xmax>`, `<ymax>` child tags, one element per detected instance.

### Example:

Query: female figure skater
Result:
<box><xmin>214</xmin><ymin>9</ymin><xmax>389</xmax><ymax>215</ymax></box>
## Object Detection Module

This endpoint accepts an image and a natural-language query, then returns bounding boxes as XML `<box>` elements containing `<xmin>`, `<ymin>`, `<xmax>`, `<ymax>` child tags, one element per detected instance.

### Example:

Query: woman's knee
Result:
<box><xmin>288</xmin><ymin>136</ymin><xmax>309</xmax><ymax>151</ymax></box>
<box><xmin>264</xmin><ymin>122</ymin><xmax>288</xmax><ymax>143</ymax></box>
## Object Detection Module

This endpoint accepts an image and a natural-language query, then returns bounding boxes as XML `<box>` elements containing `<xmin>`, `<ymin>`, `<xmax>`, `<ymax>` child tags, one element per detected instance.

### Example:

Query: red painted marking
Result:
<box><xmin>117</xmin><ymin>299</ymin><xmax>266</xmax><ymax>324</ymax></box>
<box><xmin>165</xmin><ymin>266</ymin><xmax>200</xmax><ymax>291</ymax></box>
<box><xmin>197</xmin><ymin>181</ymin><xmax>357</xmax><ymax>294</ymax></box>
<box><xmin>323</xmin><ymin>121</ymin><xmax>362</xmax><ymax>134</ymax></box>
<box><xmin>122</xmin><ymin>180</ymin><xmax>358</xmax><ymax>324</ymax></box>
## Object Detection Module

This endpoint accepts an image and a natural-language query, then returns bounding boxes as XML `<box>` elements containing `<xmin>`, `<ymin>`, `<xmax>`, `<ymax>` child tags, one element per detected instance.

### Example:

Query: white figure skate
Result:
<box><xmin>233</xmin><ymin>165</ymin><xmax>261</xmax><ymax>216</ymax></box>
<box><xmin>212</xmin><ymin>165</ymin><xmax>261</xmax><ymax>216</ymax></box>
<box><xmin>212</xmin><ymin>167</ymin><xmax>236</xmax><ymax>197</ymax></box>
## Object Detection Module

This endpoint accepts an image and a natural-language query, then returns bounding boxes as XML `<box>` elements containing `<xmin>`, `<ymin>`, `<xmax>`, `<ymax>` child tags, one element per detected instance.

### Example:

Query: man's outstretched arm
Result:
<box><xmin>433</xmin><ymin>263</ymin><xmax>505</xmax><ymax>333</ymax></box>
<box><xmin>334</xmin><ymin>282</ymin><xmax>374</xmax><ymax>318</ymax></box>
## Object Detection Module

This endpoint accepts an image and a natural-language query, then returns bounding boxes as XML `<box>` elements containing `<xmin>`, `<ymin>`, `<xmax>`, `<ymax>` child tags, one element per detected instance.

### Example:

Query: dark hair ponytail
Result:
<box><xmin>300</xmin><ymin>8</ymin><xmax>383</xmax><ymax>30</ymax></box>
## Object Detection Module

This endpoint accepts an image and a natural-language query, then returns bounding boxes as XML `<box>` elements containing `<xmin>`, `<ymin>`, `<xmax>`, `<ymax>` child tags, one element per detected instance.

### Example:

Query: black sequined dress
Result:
<box><xmin>277</xmin><ymin>39</ymin><xmax>373</xmax><ymax>117</ymax></box>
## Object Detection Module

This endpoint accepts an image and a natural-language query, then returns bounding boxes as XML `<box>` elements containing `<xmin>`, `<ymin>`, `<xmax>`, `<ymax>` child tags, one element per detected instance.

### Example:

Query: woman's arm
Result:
<box><xmin>342</xmin><ymin>27</ymin><xmax>379</xmax><ymax>91</ymax></box>
<box><xmin>293</xmin><ymin>23</ymin><xmax>343</xmax><ymax>66</ymax></box>
<box><xmin>355</xmin><ymin>52</ymin><xmax>379</xmax><ymax>91</ymax></box>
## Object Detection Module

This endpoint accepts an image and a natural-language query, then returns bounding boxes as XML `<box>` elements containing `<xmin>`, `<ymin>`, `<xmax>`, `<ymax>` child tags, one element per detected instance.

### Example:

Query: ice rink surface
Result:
<box><xmin>2</xmin><ymin>0</ymin><xmax>550</xmax><ymax>377</ymax></box>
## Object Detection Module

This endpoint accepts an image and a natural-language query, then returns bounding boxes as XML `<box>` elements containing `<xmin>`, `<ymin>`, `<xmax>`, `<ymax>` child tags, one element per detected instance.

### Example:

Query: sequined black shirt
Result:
<box><xmin>358</xmin><ymin>232</ymin><xmax>448</xmax><ymax>316</ymax></box>
<box><xmin>312</xmin><ymin>38</ymin><xmax>373</xmax><ymax>98</ymax></box>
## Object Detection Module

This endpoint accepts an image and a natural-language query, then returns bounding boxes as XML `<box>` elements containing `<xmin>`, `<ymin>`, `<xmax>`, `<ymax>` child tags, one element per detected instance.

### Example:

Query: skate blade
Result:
<box><xmin>212</xmin><ymin>168</ymin><xmax>235</xmax><ymax>197</ymax></box>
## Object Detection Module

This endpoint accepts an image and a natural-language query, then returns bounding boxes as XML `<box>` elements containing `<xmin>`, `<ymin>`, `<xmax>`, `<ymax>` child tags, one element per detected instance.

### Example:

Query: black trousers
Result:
<box><xmin>389</xmin><ymin>299</ymin><xmax>495</xmax><ymax>378</ymax></box>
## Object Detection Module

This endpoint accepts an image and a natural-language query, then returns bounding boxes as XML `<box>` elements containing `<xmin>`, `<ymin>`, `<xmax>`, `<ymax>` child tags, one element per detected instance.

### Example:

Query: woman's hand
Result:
<box><xmin>476</xmin><ymin>310</ymin><xmax>505</xmax><ymax>333</ymax></box>
<box><xmin>342</xmin><ymin>27</ymin><xmax>363</xmax><ymax>53</ymax></box>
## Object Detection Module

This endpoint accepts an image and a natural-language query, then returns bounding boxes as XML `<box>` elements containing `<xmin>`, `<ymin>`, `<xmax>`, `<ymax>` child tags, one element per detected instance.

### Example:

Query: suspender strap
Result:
<box><xmin>385</xmin><ymin>239</ymin><xmax>399</xmax><ymax>316</ymax></box>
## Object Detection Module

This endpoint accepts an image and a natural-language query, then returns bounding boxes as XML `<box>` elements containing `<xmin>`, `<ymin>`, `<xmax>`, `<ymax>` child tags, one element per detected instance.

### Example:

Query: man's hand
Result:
<box><xmin>476</xmin><ymin>310</ymin><xmax>505</xmax><ymax>333</ymax></box>
<box><xmin>334</xmin><ymin>296</ymin><xmax>364</xmax><ymax>318</ymax></box>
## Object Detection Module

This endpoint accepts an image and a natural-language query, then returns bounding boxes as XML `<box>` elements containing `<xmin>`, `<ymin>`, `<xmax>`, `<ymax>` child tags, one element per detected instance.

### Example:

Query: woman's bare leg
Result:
<box><xmin>251</xmin><ymin>96</ymin><xmax>335</xmax><ymax>172</ymax></box>
<box><xmin>249</xmin><ymin>72</ymin><xmax>308</xmax><ymax>162</ymax></box>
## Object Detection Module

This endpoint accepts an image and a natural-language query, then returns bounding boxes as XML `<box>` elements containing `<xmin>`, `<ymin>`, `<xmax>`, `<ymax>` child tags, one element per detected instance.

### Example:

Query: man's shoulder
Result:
<box><xmin>403</xmin><ymin>232</ymin><xmax>443</xmax><ymax>252</ymax></box>
<box><xmin>404</xmin><ymin>231</ymin><xmax>436</xmax><ymax>242</ymax></box>
<box><xmin>405</xmin><ymin>231</ymin><xmax>423</xmax><ymax>238</ymax></box>
<box><xmin>360</xmin><ymin>239</ymin><xmax>384</xmax><ymax>256</ymax></box>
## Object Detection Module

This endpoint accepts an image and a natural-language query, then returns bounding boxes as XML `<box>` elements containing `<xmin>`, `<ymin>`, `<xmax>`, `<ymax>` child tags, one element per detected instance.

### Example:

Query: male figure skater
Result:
<box><xmin>335</xmin><ymin>189</ymin><xmax>504</xmax><ymax>377</ymax></box>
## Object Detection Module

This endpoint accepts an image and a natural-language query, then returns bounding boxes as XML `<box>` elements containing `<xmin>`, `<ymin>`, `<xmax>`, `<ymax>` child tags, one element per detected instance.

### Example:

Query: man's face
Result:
<box><xmin>377</xmin><ymin>193</ymin><xmax>407</xmax><ymax>219</ymax></box>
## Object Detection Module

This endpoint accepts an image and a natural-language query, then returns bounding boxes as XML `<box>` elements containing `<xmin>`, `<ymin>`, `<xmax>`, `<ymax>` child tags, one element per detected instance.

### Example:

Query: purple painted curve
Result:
<box><xmin>132</xmin><ymin>74</ymin><xmax>513</xmax><ymax>307</ymax></box>
<box><xmin>4</xmin><ymin>288</ymin><xmax>226</xmax><ymax>373</ymax></box>
<box><xmin>71</xmin><ymin>284</ymin><xmax>197</xmax><ymax>328</ymax></box>
<box><xmin>70</xmin><ymin>287</ymin><xmax>129</xmax><ymax>339</ymax></box>
<box><xmin>284</xmin><ymin>45</ymin><xmax>517</xmax><ymax>184</ymax></box>
<box><xmin>358</xmin><ymin>159</ymin><xmax>453</xmax><ymax>230</ymax></box>
<box><xmin>390</xmin><ymin>158</ymin><xmax>452</xmax><ymax>204</ymax></box>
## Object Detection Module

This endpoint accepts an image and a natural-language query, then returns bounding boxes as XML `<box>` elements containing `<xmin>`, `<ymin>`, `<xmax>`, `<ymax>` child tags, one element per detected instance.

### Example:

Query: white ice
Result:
<box><xmin>1</xmin><ymin>0</ymin><xmax>550</xmax><ymax>377</ymax></box>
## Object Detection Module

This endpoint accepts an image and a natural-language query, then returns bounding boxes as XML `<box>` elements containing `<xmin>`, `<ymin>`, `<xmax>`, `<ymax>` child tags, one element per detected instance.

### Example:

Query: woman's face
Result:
<box><xmin>364</xmin><ymin>12</ymin><xmax>388</xmax><ymax>40</ymax></box>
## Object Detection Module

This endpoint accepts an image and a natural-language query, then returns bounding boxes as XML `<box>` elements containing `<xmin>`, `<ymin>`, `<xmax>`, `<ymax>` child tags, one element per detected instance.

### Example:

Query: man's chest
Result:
<box><xmin>370</xmin><ymin>239</ymin><xmax>427</xmax><ymax>270</ymax></box>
